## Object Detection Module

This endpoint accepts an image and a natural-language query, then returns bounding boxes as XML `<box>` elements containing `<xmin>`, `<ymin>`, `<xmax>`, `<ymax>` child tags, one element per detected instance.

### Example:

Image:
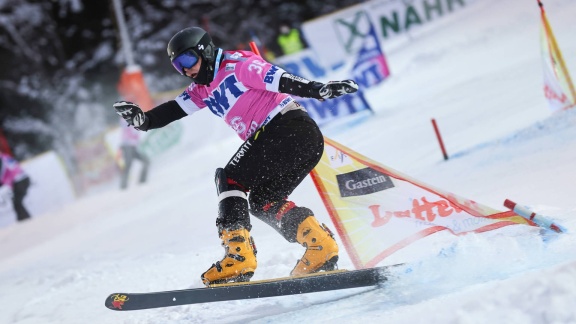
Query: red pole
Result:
<box><xmin>504</xmin><ymin>199</ymin><xmax>564</xmax><ymax>233</ymax></box>
<box><xmin>431</xmin><ymin>118</ymin><xmax>448</xmax><ymax>160</ymax></box>
<box><xmin>249</xmin><ymin>41</ymin><xmax>261</xmax><ymax>56</ymax></box>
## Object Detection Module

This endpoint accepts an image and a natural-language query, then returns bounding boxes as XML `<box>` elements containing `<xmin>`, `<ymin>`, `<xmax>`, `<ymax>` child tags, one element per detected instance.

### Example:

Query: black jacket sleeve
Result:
<box><xmin>144</xmin><ymin>100</ymin><xmax>188</xmax><ymax>130</ymax></box>
<box><xmin>278</xmin><ymin>73</ymin><xmax>324</xmax><ymax>99</ymax></box>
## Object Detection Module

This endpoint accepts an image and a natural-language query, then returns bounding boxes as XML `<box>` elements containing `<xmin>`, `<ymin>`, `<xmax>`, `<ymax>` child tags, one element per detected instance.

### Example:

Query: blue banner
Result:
<box><xmin>297</xmin><ymin>90</ymin><xmax>372</xmax><ymax>127</ymax></box>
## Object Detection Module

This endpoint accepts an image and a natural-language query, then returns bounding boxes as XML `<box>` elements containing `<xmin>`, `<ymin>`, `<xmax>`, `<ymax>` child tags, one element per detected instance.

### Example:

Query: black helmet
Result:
<box><xmin>167</xmin><ymin>27</ymin><xmax>217</xmax><ymax>85</ymax></box>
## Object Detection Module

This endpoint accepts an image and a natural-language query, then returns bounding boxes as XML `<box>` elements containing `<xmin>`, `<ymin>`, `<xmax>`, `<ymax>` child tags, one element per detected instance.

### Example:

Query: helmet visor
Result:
<box><xmin>171</xmin><ymin>50</ymin><xmax>199</xmax><ymax>75</ymax></box>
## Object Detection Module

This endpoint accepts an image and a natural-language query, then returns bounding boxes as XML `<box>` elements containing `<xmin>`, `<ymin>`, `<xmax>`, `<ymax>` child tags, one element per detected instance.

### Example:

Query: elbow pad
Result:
<box><xmin>278</xmin><ymin>73</ymin><xmax>324</xmax><ymax>99</ymax></box>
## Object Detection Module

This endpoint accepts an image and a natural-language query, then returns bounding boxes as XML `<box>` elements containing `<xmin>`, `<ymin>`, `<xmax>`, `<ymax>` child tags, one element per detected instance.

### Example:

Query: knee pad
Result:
<box><xmin>215</xmin><ymin>168</ymin><xmax>251</xmax><ymax>232</ymax></box>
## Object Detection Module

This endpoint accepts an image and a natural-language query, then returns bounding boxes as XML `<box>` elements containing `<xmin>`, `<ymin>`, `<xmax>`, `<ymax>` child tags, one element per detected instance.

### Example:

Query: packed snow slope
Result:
<box><xmin>1</xmin><ymin>0</ymin><xmax>576</xmax><ymax>323</ymax></box>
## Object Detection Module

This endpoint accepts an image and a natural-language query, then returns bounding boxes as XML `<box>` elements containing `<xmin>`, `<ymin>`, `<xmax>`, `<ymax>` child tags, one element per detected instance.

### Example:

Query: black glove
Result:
<box><xmin>113</xmin><ymin>101</ymin><xmax>149</xmax><ymax>131</ymax></box>
<box><xmin>317</xmin><ymin>80</ymin><xmax>359</xmax><ymax>99</ymax></box>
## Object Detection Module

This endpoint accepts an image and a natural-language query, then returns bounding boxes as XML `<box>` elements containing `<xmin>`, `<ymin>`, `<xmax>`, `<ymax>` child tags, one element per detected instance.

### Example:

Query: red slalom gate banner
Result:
<box><xmin>538</xmin><ymin>0</ymin><xmax>576</xmax><ymax>112</ymax></box>
<box><xmin>311</xmin><ymin>137</ymin><xmax>539</xmax><ymax>269</ymax></box>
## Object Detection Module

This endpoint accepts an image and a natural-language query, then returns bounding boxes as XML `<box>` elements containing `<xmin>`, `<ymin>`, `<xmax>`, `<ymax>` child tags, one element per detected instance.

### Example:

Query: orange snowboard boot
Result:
<box><xmin>290</xmin><ymin>216</ymin><xmax>339</xmax><ymax>276</ymax></box>
<box><xmin>201</xmin><ymin>228</ymin><xmax>257</xmax><ymax>286</ymax></box>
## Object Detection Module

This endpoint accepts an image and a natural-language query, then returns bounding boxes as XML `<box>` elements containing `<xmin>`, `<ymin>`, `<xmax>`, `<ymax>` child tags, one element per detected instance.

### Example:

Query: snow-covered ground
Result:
<box><xmin>1</xmin><ymin>0</ymin><xmax>576</xmax><ymax>323</ymax></box>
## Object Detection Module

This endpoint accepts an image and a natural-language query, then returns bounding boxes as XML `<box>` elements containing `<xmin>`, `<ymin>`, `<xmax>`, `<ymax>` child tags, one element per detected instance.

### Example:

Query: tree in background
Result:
<box><xmin>0</xmin><ymin>0</ymin><xmax>363</xmax><ymax>167</ymax></box>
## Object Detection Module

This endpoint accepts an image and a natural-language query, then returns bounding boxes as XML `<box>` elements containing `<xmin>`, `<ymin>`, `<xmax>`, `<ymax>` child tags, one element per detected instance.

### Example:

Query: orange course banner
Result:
<box><xmin>310</xmin><ymin>137</ymin><xmax>536</xmax><ymax>269</ymax></box>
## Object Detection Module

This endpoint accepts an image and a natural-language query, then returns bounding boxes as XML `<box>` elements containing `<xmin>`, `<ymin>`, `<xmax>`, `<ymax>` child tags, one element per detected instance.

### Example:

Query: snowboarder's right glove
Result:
<box><xmin>316</xmin><ymin>80</ymin><xmax>359</xmax><ymax>100</ymax></box>
<box><xmin>113</xmin><ymin>101</ymin><xmax>149</xmax><ymax>131</ymax></box>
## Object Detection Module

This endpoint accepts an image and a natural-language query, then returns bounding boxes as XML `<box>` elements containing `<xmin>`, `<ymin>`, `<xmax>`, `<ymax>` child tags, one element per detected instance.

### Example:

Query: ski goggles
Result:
<box><xmin>171</xmin><ymin>50</ymin><xmax>199</xmax><ymax>75</ymax></box>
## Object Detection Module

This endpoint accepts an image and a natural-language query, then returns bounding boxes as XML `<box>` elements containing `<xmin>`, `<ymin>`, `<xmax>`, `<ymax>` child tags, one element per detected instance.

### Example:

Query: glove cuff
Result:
<box><xmin>278</xmin><ymin>73</ymin><xmax>325</xmax><ymax>99</ymax></box>
<box><xmin>134</xmin><ymin>114</ymin><xmax>150</xmax><ymax>131</ymax></box>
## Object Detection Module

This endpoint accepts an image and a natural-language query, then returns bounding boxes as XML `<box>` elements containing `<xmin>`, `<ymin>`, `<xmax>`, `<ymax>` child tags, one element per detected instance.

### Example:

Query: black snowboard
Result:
<box><xmin>105</xmin><ymin>264</ymin><xmax>400</xmax><ymax>311</ymax></box>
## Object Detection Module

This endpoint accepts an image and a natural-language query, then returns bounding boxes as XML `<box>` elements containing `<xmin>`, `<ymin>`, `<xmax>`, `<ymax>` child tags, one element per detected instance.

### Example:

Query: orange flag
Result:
<box><xmin>539</xmin><ymin>0</ymin><xmax>576</xmax><ymax>112</ymax></box>
<box><xmin>311</xmin><ymin>138</ymin><xmax>537</xmax><ymax>269</ymax></box>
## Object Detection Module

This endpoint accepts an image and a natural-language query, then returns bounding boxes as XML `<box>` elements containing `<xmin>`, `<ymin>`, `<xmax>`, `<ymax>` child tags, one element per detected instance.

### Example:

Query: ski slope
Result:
<box><xmin>1</xmin><ymin>0</ymin><xmax>576</xmax><ymax>323</ymax></box>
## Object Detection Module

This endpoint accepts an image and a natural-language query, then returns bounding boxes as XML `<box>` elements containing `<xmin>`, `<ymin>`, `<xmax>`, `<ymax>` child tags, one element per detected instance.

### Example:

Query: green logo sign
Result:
<box><xmin>140</xmin><ymin>122</ymin><xmax>183</xmax><ymax>157</ymax></box>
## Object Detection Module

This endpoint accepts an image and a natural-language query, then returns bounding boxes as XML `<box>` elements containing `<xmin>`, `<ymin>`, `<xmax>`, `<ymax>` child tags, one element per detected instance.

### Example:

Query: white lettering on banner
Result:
<box><xmin>299</xmin><ymin>89</ymin><xmax>371</xmax><ymax>127</ymax></box>
<box><xmin>345</xmin><ymin>175</ymin><xmax>388</xmax><ymax>190</ymax></box>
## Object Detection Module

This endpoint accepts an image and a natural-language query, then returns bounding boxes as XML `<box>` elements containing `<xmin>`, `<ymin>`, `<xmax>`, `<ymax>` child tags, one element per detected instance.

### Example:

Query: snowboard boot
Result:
<box><xmin>290</xmin><ymin>216</ymin><xmax>339</xmax><ymax>276</ymax></box>
<box><xmin>201</xmin><ymin>228</ymin><xmax>258</xmax><ymax>286</ymax></box>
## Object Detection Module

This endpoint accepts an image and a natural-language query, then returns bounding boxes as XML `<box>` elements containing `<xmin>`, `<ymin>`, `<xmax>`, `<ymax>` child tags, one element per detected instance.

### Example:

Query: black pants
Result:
<box><xmin>13</xmin><ymin>177</ymin><xmax>31</xmax><ymax>221</ymax></box>
<box><xmin>223</xmin><ymin>108</ymin><xmax>324</xmax><ymax>239</ymax></box>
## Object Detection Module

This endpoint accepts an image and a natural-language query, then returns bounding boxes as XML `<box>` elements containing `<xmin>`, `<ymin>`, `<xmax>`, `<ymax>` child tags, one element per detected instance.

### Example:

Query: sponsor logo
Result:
<box><xmin>275</xmin><ymin>201</ymin><xmax>296</xmax><ymax>221</ymax></box>
<box><xmin>368</xmin><ymin>196</ymin><xmax>483</xmax><ymax>230</ymax></box>
<box><xmin>279</xmin><ymin>97</ymin><xmax>293</xmax><ymax>108</ymax></box>
<box><xmin>179</xmin><ymin>90</ymin><xmax>191</xmax><ymax>102</ymax></box>
<box><xmin>230</xmin><ymin>116</ymin><xmax>246</xmax><ymax>134</ymax></box>
<box><xmin>326</xmin><ymin>146</ymin><xmax>352</xmax><ymax>168</ymax></box>
<box><xmin>336</xmin><ymin>168</ymin><xmax>394</xmax><ymax>197</ymax></box>
<box><xmin>228</xmin><ymin>140</ymin><xmax>253</xmax><ymax>166</ymax></box>
<box><xmin>225</xmin><ymin>63</ymin><xmax>236</xmax><ymax>71</ymax></box>
<box><xmin>264</xmin><ymin>65</ymin><xmax>279</xmax><ymax>84</ymax></box>
<box><xmin>110</xmin><ymin>294</ymin><xmax>129</xmax><ymax>310</ymax></box>
<box><xmin>203</xmin><ymin>74</ymin><xmax>246</xmax><ymax>117</ymax></box>
<box><xmin>197</xmin><ymin>44</ymin><xmax>205</xmax><ymax>51</ymax></box>
<box><xmin>544</xmin><ymin>84</ymin><xmax>568</xmax><ymax>104</ymax></box>
<box><xmin>245</xmin><ymin>121</ymin><xmax>259</xmax><ymax>138</ymax></box>
<box><xmin>284</xmin><ymin>73</ymin><xmax>310</xmax><ymax>84</ymax></box>
<box><xmin>335</xmin><ymin>11</ymin><xmax>372</xmax><ymax>54</ymax></box>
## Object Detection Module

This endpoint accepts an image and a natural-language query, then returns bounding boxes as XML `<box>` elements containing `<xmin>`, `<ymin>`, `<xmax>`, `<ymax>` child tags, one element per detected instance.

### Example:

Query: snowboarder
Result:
<box><xmin>113</xmin><ymin>27</ymin><xmax>359</xmax><ymax>286</ymax></box>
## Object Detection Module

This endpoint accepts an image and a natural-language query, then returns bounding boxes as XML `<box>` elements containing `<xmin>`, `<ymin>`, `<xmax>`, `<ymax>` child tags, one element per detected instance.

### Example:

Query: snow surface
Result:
<box><xmin>2</xmin><ymin>0</ymin><xmax>576</xmax><ymax>323</ymax></box>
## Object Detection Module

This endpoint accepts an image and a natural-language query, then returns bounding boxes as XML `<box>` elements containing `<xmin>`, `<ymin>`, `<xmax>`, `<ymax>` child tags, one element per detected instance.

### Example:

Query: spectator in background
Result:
<box><xmin>119</xmin><ymin>118</ymin><xmax>150</xmax><ymax>190</ymax></box>
<box><xmin>0</xmin><ymin>151</ymin><xmax>31</xmax><ymax>221</ymax></box>
<box><xmin>277</xmin><ymin>23</ymin><xmax>306</xmax><ymax>55</ymax></box>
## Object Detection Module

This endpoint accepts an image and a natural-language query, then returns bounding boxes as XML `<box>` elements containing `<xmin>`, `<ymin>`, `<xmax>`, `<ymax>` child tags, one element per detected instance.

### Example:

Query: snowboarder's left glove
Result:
<box><xmin>318</xmin><ymin>80</ymin><xmax>359</xmax><ymax>99</ymax></box>
<box><xmin>113</xmin><ymin>101</ymin><xmax>149</xmax><ymax>131</ymax></box>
